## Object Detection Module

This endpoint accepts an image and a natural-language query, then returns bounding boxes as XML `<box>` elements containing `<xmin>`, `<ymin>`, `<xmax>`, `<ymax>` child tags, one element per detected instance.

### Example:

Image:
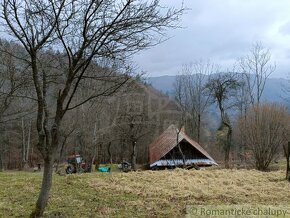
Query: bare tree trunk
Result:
<box><xmin>90</xmin><ymin>123</ymin><xmax>97</xmax><ymax>171</ymax></box>
<box><xmin>55</xmin><ymin>139</ymin><xmax>66</xmax><ymax>172</ymax></box>
<box><xmin>30</xmin><ymin>143</ymin><xmax>34</xmax><ymax>167</ymax></box>
<box><xmin>286</xmin><ymin>158</ymin><xmax>289</xmax><ymax>181</ymax></box>
<box><xmin>0</xmin><ymin>154</ymin><xmax>4</xmax><ymax>172</ymax></box>
<box><xmin>30</xmin><ymin>116</ymin><xmax>60</xmax><ymax>217</ymax></box>
<box><xmin>220</xmin><ymin>106</ymin><xmax>232</xmax><ymax>169</ymax></box>
<box><xmin>106</xmin><ymin>142</ymin><xmax>113</xmax><ymax>173</ymax></box>
<box><xmin>30</xmin><ymin>157</ymin><xmax>54</xmax><ymax>218</ymax></box>
<box><xmin>131</xmin><ymin>141</ymin><xmax>137</xmax><ymax>171</ymax></box>
<box><xmin>178</xmin><ymin>144</ymin><xmax>186</xmax><ymax>168</ymax></box>
<box><xmin>197</xmin><ymin>114</ymin><xmax>201</xmax><ymax>143</ymax></box>
<box><xmin>176</xmin><ymin>131</ymin><xmax>186</xmax><ymax>168</ymax></box>
<box><xmin>98</xmin><ymin>143</ymin><xmax>103</xmax><ymax>164</ymax></box>
<box><xmin>21</xmin><ymin>119</ymin><xmax>32</xmax><ymax>170</ymax></box>
<box><xmin>26</xmin><ymin>121</ymin><xmax>31</xmax><ymax>164</ymax></box>
<box><xmin>223</xmin><ymin>122</ymin><xmax>232</xmax><ymax>169</ymax></box>
<box><xmin>21</xmin><ymin>118</ymin><xmax>27</xmax><ymax>170</ymax></box>
<box><xmin>107</xmin><ymin>142</ymin><xmax>113</xmax><ymax>165</ymax></box>
<box><xmin>286</xmin><ymin>142</ymin><xmax>290</xmax><ymax>181</ymax></box>
<box><xmin>90</xmin><ymin>144</ymin><xmax>97</xmax><ymax>172</ymax></box>
<box><xmin>176</xmin><ymin>125</ymin><xmax>185</xmax><ymax>168</ymax></box>
<box><xmin>224</xmin><ymin>141</ymin><xmax>230</xmax><ymax>169</ymax></box>
<box><xmin>224</xmin><ymin>153</ymin><xmax>229</xmax><ymax>169</ymax></box>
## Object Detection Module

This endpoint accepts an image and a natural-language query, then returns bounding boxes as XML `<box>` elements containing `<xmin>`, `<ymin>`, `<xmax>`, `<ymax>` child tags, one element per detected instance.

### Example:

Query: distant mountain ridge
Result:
<box><xmin>147</xmin><ymin>75</ymin><xmax>290</xmax><ymax>105</ymax></box>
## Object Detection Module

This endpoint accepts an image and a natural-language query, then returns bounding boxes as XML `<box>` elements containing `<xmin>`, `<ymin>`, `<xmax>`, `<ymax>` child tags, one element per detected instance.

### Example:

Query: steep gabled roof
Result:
<box><xmin>149</xmin><ymin>124</ymin><xmax>216</xmax><ymax>164</ymax></box>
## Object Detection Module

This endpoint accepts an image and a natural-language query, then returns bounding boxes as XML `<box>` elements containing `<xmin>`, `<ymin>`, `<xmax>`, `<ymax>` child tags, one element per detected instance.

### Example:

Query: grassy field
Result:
<box><xmin>0</xmin><ymin>168</ymin><xmax>290</xmax><ymax>217</ymax></box>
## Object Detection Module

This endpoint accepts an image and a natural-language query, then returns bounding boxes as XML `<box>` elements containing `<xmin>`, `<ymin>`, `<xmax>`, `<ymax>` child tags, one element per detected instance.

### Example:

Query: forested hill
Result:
<box><xmin>147</xmin><ymin>75</ymin><xmax>290</xmax><ymax>105</ymax></box>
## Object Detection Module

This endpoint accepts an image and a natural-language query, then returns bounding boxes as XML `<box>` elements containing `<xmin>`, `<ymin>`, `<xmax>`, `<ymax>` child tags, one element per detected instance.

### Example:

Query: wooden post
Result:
<box><xmin>287</xmin><ymin>142</ymin><xmax>290</xmax><ymax>181</ymax></box>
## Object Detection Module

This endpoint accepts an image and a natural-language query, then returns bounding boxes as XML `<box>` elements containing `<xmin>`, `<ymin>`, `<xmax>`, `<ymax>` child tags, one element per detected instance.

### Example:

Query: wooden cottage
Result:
<box><xmin>149</xmin><ymin>125</ymin><xmax>217</xmax><ymax>169</ymax></box>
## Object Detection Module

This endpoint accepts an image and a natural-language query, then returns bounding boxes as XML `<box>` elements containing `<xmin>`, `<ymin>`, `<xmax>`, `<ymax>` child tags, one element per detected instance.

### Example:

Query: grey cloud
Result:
<box><xmin>134</xmin><ymin>0</ymin><xmax>290</xmax><ymax>78</ymax></box>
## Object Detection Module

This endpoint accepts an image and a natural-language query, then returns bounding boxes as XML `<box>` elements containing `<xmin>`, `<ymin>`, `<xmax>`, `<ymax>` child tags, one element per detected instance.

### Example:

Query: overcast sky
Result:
<box><xmin>133</xmin><ymin>0</ymin><xmax>290</xmax><ymax>78</ymax></box>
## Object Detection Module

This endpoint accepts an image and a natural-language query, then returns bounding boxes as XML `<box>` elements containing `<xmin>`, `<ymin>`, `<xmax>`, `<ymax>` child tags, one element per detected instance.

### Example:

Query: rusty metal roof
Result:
<box><xmin>149</xmin><ymin>124</ymin><xmax>216</xmax><ymax>165</ymax></box>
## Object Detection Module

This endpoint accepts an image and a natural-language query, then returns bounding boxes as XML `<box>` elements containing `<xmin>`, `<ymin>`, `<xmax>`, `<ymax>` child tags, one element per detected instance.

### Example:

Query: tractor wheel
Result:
<box><xmin>66</xmin><ymin>165</ymin><xmax>75</xmax><ymax>174</ymax></box>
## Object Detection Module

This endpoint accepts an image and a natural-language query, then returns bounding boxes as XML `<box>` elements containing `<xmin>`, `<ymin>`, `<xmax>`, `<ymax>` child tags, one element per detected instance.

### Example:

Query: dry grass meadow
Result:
<box><xmin>0</xmin><ymin>167</ymin><xmax>290</xmax><ymax>217</ymax></box>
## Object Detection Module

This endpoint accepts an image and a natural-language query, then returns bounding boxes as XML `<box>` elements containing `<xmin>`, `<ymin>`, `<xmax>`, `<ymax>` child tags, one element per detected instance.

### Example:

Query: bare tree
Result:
<box><xmin>239</xmin><ymin>42</ymin><xmax>275</xmax><ymax>107</ymax></box>
<box><xmin>1</xmin><ymin>0</ymin><xmax>183</xmax><ymax>216</ymax></box>
<box><xmin>173</xmin><ymin>60</ymin><xmax>214</xmax><ymax>143</ymax></box>
<box><xmin>0</xmin><ymin>41</ymin><xmax>29</xmax><ymax>122</ymax></box>
<box><xmin>67</xmin><ymin>96</ymin><xmax>108</xmax><ymax>169</ymax></box>
<box><xmin>21</xmin><ymin>118</ymin><xmax>32</xmax><ymax>170</ymax></box>
<box><xmin>0</xmin><ymin>40</ymin><xmax>31</xmax><ymax>171</ymax></box>
<box><xmin>237</xmin><ymin>43</ymin><xmax>276</xmax><ymax>168</ymax></box>
<box><xmin>0</xmin><ymin>49</ymin><xmax>17</xmax><ymax>171</ymax></box>
<box><xmin>206</xmin><ymin>72</ymin><xmax>241</xmax><ymax>168</ymax></box>
<box><xmin>116</xmin><ymin>114</ymin><xmax>147</xmax><ymax>171</ymax></box>
<box><xmin>114</xmin><ymin>91</ymin><xmax>154</xmax><ymax>171</ymax></box>
<box><xmin>239</xmin><ymin>103</ymin><xmax>289</xmax><ymax>171</ymax></box>
<box><xmin>0</xmin><ymin>128</ymin><xmax>7</xmax><ymax>171</ymax></box>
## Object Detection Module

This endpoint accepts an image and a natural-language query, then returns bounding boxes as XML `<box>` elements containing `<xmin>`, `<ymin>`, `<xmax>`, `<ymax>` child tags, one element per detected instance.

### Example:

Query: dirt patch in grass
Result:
<box><xmin>0</xmin><ymin>168</ymin><xmax>289</xmax><ymax>217</ymax></box>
